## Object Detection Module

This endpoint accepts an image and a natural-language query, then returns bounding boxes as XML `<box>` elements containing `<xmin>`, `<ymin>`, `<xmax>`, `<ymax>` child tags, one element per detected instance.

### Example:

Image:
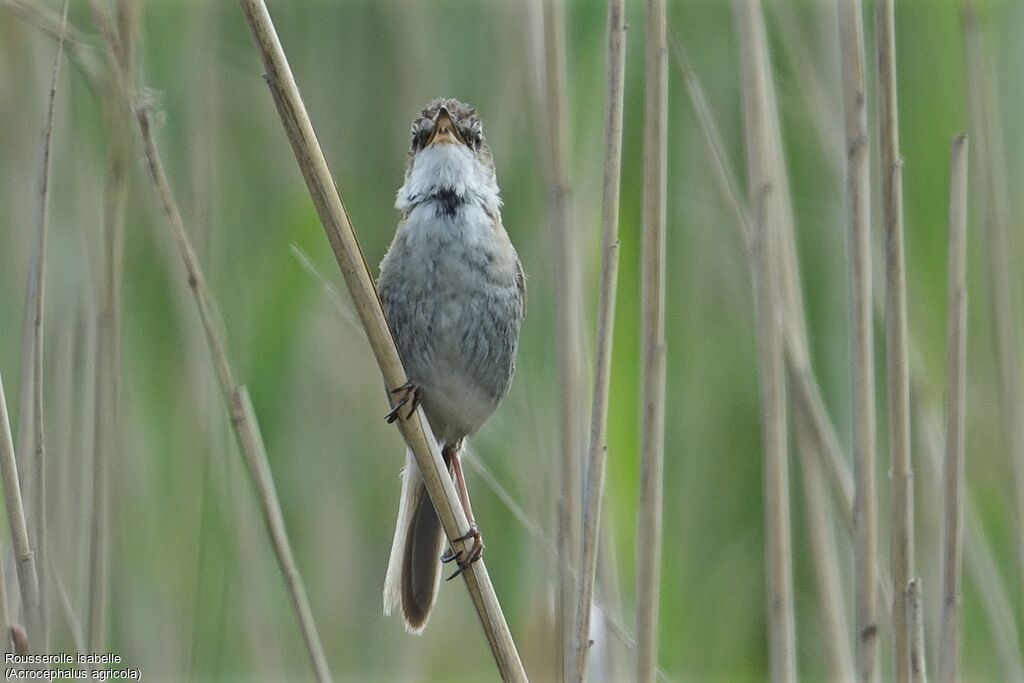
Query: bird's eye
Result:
<box><xmin>413</xmin><ymin>127</ymin><xmax>430</xmax><ymax>149</ymax></box>
<box><xmin>462</xmin><ymin>127</ymin><xmax>482</xmax><ymax>149</ymax></box>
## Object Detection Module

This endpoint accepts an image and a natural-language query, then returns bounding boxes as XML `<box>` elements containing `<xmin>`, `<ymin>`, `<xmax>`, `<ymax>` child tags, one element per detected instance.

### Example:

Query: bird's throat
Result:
<box><xmin>428</xmin><ymin>187</ymin><xmax>466</xmax><ymax>218</ymax></box>
<box><xmin>396</xmin><ymin>143</ymin><xmax>500</xmax><ymax>217</ymax></box>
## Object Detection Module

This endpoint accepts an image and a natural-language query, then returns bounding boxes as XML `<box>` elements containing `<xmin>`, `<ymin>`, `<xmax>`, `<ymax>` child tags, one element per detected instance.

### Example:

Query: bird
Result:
<box><xmin>379</xmin><ymin>98</ymin><xmax>525</xmax><ymax>634</ymax></box>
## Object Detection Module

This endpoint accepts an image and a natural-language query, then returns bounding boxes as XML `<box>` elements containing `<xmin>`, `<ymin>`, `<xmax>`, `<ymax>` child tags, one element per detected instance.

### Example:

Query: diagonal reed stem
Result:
<box><xmin>677</xmin><ymin>21</ymin><xmax>854</xmax><ymax>678</ymax></box>
<box><xmin>136</xmin><ymin>83</ymin><xmax>334</xmax><ymax>683</ymax></box>
<box><xmin>794</xmin><ymin>410</ymin><xmax>855</xmax><ymax>681</ymax></box>
<box><xmin>0</xmin><ymin>372</ymin><xmax>38</xmax><ymax>650</ymax></box>
<box><xmin>235</xmin><ymin>1</ymin><xmax>527</xmax><ymax>680</ymax></box>
<box><xmin>573</xmin><ymin>0</ymin><xmax>626</xmax><ymax>680</ymax></box>
<box><xmin>0</xmin><ymin>0</ymin><xmax>101</xmax><ymax>91</ymax></box>
<box><xmin>915</xmin><ymin>379</ymin><xmax>1022</xmax><ymax>681</ymax></box>
<box><xmin>89</xmin><ymin>3</ymin><xmax>333</xmax><ymax>678</ymax></box>
<box><xmin>299</xmin><ymin>246</ymin><xmax>677</xmax><ymax>682</ymax></box>
<box><xmin>960</xmin><ymin>0</ymin><xmax>1024</xmax><ymax>605</ymax></box>
<box><xmin>677</xmin><ymin>9</ymin><xmax>1016</xmax><ymax>681</ymax></box>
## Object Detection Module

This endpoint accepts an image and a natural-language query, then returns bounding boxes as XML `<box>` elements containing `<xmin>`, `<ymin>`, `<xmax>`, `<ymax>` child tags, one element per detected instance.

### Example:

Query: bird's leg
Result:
<box><xmin>441</xmin><ymin>442</ymin><xmax>484</xmax><ymax>580</ymax></box>
<box><xmin>384</xmin><ymin>380</ymin><xmax>421</xmax><ymax>423</ymax></box>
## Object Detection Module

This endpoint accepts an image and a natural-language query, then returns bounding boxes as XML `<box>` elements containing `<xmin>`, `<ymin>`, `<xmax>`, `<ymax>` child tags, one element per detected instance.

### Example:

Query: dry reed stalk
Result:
<box><xmin>595</xmin><ymin>529</ymin><xmax>630</xmax><ymax>682</ymax></box>
<box><xmin>836</xmin><ymin>2</ymin><xmax>879</xmax><ymax>679</ymax></box>
<box><xmin>963</xmin><ymin>504</ymin><xmax>1024</xmax><ymax>680</ymax></box>
<box><xmin>745</xmin><ymin>36</ymin><xmax>999</xmax><ymax>665</ymax></box>
<box><xmin>87</xmin><ymin>318</ymin><xmax>111</xmax><ymax>655</ymax></box>
<box><xmin>636</xmin><ymin>0</ymin><xmax>668</xmax><ymax>680</ymax></box>
<box><xmin>0</xmin><ymin>549</ymin><xmax>8</xmax><ymax>652</ymax></box>
<box><xmin>460</xmin><ymin>452</ymin><xmax>674</xmax><ymax>683</ymax></box>
<box><xmin>0</xmin><ymin>372</ymin><xmax>38</xmax><ymax>650</ymax></box>
<box><xmin>24</xmin><ymin>1</ymin><xmax>69</xmax><ymax>649</ymax></box>
<box><xmin>0</xmin><ymin>488</ymin><xmax>8</xmax><ymax>650</ymax></box>
<box><xmin>84</xmin><ymin>0</ymin><xmax>135</xmax><ymax>653</ymax></box>
<box><xmin>728</xmin><ymin>3</ymin><xmax>811</xmax><ymax>376</ymax></box>
<box><xmin>960</xmin><ymin>0</ymin><xmax>1024</xmax><ymax>596</ymax></box>
<box><xmin>764</xmin><ymin>0</ymin><xmax>900</xmax><ymax>626</ymax></box>
<box><xmin>13</xmin><ymin>281</ymin><xmax>34</xmax><ymax>616</ymax></box>
<box><xmin>788</xmin><ymin>371</ymin><xmax>855</xmax><ymax>531</ymax></box>
<box><xmin>905</xmin><ymin>578</ymin><xmax>927</xmax><ymax>683</ymax></box>
<box><xmin>766</xmin><ymin>0</ymin><xmax>843</xmax><ymax>175</ymax></box>
<box><xmin>672</xmin><ymin>31</ymin><xmax>851</xmax><ymax>519</ymax></box>
<box><xmin>680</xmin><ymin>6</ymin><xmax>1016</xmax><ymax>675</ymax></box>
<box><xmin>539</xmin><ymin>1</ymin><xmax>587</xmax><ymax>676</ymax></box>
<box><xmin>794</xmin><ymin>413</ymin><xmax>855</xmax><ymax>681</ymax></box>
<box><xmin>669</xmin><ymin>36</ymin><xmax>750</xmax><ymax>255</ymax></box>
<box><xmin>229</xmin><ymin>387</ymin><xmax>328</xmax><ymax>669</ymax></box>
<box><xmin>916</xmin><ymin>398</ymin><xmax>1023</xmax><ymax>679</ymax></box>
<box><xmin>137</xmin><ymin>94</ymin><xmax>334</xmax><ymax>683</ymax></box>
<box><xmin>235</xmin><ymin>1</ymin><xmax>527</xmax><ymax>679</ymax></box>
<box><xmin>674</xmin><ymin>23</ymin><xmax>895</xmax><ymax>644</ymax></box>
<box><xmin>676</xmin><ymin>27</ymin><xmax>852</xmax><ymax>678</ymax></box>
<box><xmin>87</xmin><ymin>4</ymin><xmax>334</xmax><ymax>678</ymax></box>
<box><xmin>300</xmin><ymin>249</ymin><xmax>680</xmax><ymax>678</ymax></box>
<box><xmin>752</xmin><ymin>178</ymin><xmax>796</xmax><ymax>683</ymax></box>
<box><xmin>938</xmin><ymin>135</ymin><xmax>968</xmax><ymax>683</ymax></box>
<box><xmin>51</xmin><ymin>561</ymin><xmax>84</xmax><ymax>653</ymax></box>
<box><xmin>734</xmin><ymin>3</ymin><xmax>797</xmax><ymax>679</ymax></box>
<box><xmin>0</xmin><ymin>0</ymin><xmax>102</xmax><ymax>90</ymax></box>
<box><xmin>875</xmin><ymin>1</ymin><xmax>916</xmax><ymax>678</ymax></box>
<box><xmin>573</xmin><ymin>0</ymin><xmax>625</xmax><ymax>680</ymax></box>
<box><xmin>10</xmin><ymin>0</ymin><xmax>68</xmax><ymax>645</ymax></box>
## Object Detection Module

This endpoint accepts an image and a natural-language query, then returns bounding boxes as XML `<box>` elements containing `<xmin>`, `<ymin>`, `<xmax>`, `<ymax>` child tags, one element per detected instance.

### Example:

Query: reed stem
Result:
<box><xmin>734</xmin><ymin>3</ymin><xmax>797</xmax><ymax>678</ymax></box>
<box><xmin>836</xmin><ymin>2</ymin><xmax>879</xmax><ymax>679</ymax></box>
<box><xmin>90</xmin><ymin>3</ymin><xmax>334</xmax><ymax>677</ymax></box>
<box><xmin>574</xmin><ymin>0</ymin><xmax>626</xmax><ymax>680</ymax></box>
<box><xmin>636</xmin><ymin>0</ymin><xmax>668</xmax><ymax>679</ymax></box>
<box><xmin>960</xmin><ymin>0</ymin><xmax>1024</xmax><ymax>601</ymax></box>
<box><xmin>23</xmin><ymin>1</ymin><xmax>67</xmax><ymax>648</ymax></box>
<box><xmin>236</xmin><ymin>1</ymin><xmax>527</xmax><ymax>679</ymax></box>
<box><xmin>875</xmin><ymin>1</ymin><xmax>915</xmax><ymax>678</ymax></box>
<box><xmin>938</xmin><ymin>134</ymin><xmax>969</xmax><ymax>683</ymax></box>
<box><xmin>539</xmin><ymin>0</ymin><xmax>586</xmax><ymax>677</ymax></box>
<box><xmin>0</xmin><ymin>373</ymin><xmax>38</xmax><ymax>651</ymax></box>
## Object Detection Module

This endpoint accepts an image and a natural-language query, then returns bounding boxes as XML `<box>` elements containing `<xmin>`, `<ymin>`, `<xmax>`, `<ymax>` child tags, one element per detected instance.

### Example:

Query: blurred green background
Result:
<box><xmin>1</xmin><ymin>0</ymin><xmax>1022</xmax><ymax>680</ymax></box>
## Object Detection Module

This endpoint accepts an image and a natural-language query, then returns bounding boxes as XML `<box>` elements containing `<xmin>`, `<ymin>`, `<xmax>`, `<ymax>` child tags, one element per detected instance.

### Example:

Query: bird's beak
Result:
<box><xmin>427</xmin><ymin>107</ymin><xmax>464</xmax><ymax>146</ymax></box>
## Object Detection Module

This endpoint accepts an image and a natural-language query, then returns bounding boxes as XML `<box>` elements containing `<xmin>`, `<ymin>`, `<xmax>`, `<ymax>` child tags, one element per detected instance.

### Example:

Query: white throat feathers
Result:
<box><xmin>395</xmin><ymin>142</ymin><xmax>501</xmax><ymax>218</ymax></box>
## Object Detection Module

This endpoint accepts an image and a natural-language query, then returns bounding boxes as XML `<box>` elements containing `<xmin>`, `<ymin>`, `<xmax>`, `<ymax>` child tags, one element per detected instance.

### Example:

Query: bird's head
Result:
<box><xmin>396</xmin><ymin>98</ymin><xmax>500</xmax><ymax>214</ymax></box>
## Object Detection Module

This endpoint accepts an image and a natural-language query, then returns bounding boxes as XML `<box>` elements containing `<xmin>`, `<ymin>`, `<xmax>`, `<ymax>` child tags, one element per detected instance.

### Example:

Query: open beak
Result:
<box><xmin>427</xmin><ymin>107</ymin><xmax>464</xmax><ymax>146</ymax></box>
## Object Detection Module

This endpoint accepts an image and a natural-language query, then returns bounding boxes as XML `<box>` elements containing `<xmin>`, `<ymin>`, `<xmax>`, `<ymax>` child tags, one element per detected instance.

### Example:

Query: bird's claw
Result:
<box><xmin>442</xmin><ymin>524</ymin><xmax>483</xmax><ymax>581</ymax></box>
<box><xmin>385</xmin><ymin>381</ymin><xmax>421</xmax><ymax>423</ymax></box>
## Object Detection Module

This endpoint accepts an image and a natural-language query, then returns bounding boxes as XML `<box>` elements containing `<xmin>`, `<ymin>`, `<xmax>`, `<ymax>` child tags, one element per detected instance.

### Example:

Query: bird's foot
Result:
<box><xmin>384</xmin><ymin>381</ymin><xmax>421</xmax><ymax>423</ymax></box>
<box><xmin>441</xmin><ymin>523</ymin><xmax>484</xmax><ymax>580</ymax></box>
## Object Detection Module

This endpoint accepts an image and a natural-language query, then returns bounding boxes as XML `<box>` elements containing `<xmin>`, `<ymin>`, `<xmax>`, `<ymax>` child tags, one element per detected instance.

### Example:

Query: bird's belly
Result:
<box><xmin>400</xmin><ymin>274</ymin><xmax>512</xmax><ymax>441</ymax></box>
<box><xmin>418</xmin><ymin>368</ymin><xmax>500</xmax><ymax>443</ymax></box>
<box><xmin>379</xmin><ymin>209</ymin><xmax>521</xmax><ymax>443</ymax></box>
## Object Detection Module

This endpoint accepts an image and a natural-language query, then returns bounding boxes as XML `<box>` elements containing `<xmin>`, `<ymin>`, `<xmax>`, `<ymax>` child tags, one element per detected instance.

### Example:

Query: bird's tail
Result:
<box><xmin>383</xmin><ymin>449</ymin><xmax>447</xmax><ymax>634</ymax></box>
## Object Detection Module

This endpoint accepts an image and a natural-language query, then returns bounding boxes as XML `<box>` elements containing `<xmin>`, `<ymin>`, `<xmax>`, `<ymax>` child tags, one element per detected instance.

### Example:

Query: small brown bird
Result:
<box><xmin>379</xmin><ymin>98</ymin><xmax>525</xmax><ymax>633</ymax></box>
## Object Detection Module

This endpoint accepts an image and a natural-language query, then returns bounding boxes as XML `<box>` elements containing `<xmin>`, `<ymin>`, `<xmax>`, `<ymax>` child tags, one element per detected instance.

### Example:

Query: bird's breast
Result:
<box><xmin>378</xmin><ymin>200</ymin><xmax>523</xmax><ymax>442</ymax></box>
